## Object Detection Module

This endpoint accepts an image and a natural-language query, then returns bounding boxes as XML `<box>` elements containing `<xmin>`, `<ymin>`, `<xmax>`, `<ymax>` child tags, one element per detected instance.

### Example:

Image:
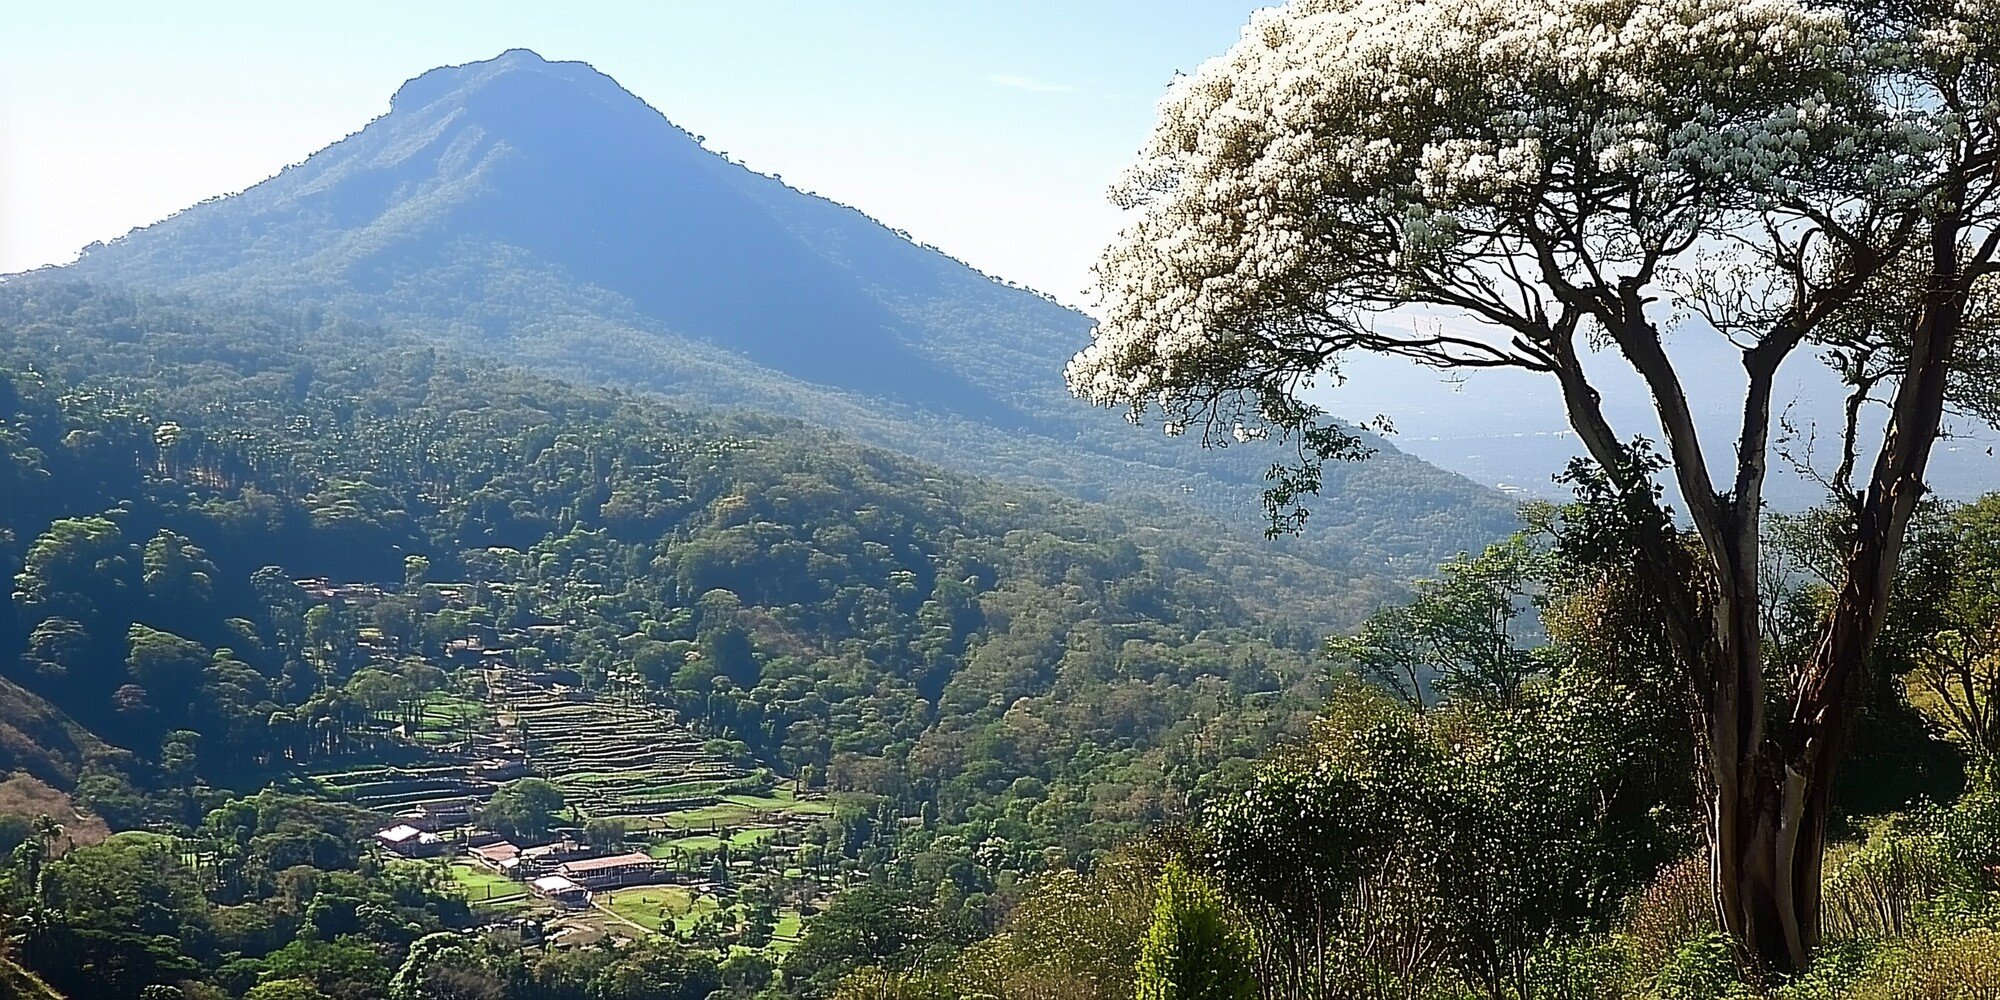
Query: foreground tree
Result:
<box><xmin>1135</xmin><ymin>861</ymin><xmax>1258</xmax><ymax>1000</ymax></box>
<box><xmin>1069</xmin><ymin>0</ymin><xmax>2000</xmax><ymax>973</ymax></box>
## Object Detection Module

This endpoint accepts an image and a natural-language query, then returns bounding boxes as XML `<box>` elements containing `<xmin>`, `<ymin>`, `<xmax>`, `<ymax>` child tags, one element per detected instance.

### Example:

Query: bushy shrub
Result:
<box><xmin>1847</xmin><ymin>928</ymin><xmax>2000</xmax><ymax>999</ymax></box>
<box><xmin>1134</xmin><ymin>861</ymin><xmax>1257</xmax><ymax>1000</ymax></box>
<box><xmin>1937</xmin><ymin>780</ymin><xmax>2000</xmax><ymax>888</ymax></box>
<box><xmin>1646</xmin><ymin>933</ymin><xmax>1756</xmax><ymax>1000</ymax></box>
<box><xmin>1823</xmin><ymin>824</ymin><xmax>1961</xmax><ymax>940</ymax></box>
<box><xmin>1518</xmin><ymin>935</ymin><xmax>1627</xmax><ymax>1000</ymax></box>
<box><xmin>1624</xmin><ymin>856</ymin><xmax>1716</xmax><ymax>970</ymax></box>
<box><xmin>1766</xmin><ymin>941</ymin><xmax>1868</xmax><ymax>1000</ymax></box>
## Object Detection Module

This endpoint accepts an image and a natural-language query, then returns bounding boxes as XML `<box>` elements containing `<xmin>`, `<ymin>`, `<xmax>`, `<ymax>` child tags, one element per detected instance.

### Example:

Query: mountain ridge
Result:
<box><xmin>25</xmin><ymin>48</ymin><xmax>1519</xmax><ymax>587</ymax></box>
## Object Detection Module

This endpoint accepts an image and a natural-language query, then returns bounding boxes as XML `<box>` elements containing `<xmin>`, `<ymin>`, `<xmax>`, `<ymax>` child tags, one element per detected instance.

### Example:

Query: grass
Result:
<box><xmin>644</xmin><ymin>839</ymin><xmax>714</xmax><ymax>861</ymax></box>
<box><xmin>760</xmin><ymin>909</ymin><xmax>805</xmax><ymax>957</ymax></box>
<box><xmin>730</xmin><ymin>827</ymin><xmax>780</xmax><ymax>847</ymax></box>
<box><xmin>416</xmin><ymin>691</ymin><xmax>487</xmax><ymax>734</ymax></box>
<box><xmin>448</xmin><ymin>862</ymin><xmax>526</xmax><ymax>906</ymax></box>
<box><xmin>655</xmin><ymin>828</ymin><xmax>778</xmax><ymax>853</ymax></box>
<box><xmin>659</xmin><ymin>789</ymin><xmax>828</xmax><ymax>830</ymax></box>
<box><xmin>477</xmin><ymin>895</ymin><xmax>540</xmax><ymax>915</ymax></box>
<box><xmin>599</xmin><ymin>885</ymin><xmax>720</xmax><ymax>934</ymax></box>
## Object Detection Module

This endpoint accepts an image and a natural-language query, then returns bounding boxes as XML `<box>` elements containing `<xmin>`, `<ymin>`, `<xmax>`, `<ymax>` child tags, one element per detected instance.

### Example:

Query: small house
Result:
<box><xmin>375</xmin><ymin>824</ymin><xmax>447</xmax><ymax>858</ymax></box>
<box><xmin>530</xmin><ymin>874</ymin><xmax>589</xmax><ymax>907</ymax></box>
<box><xmin>517</xmin><ymin>838</ymin><xmax>595</xmax><ymax>875</ymax></box>
<box><xmin>469</xmin><ymin>841</ymin><xmax>521</xmax><ymax>874</ymax></box>
<box><xmin>402</xmin><ymin>798</ymin><xmax>476</xmax><ymax>831</ymax></box>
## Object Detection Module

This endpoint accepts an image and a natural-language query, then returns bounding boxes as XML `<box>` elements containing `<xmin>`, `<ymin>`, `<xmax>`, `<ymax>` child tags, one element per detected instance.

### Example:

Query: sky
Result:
<box><xmin>1</xmin><ymin>1</ymin><xmax>1268</xmax><ymax>305</ymax></box>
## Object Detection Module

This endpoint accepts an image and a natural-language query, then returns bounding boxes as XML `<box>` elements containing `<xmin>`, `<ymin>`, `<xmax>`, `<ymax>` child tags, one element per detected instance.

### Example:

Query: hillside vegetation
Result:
<box><xmin>0</xmin><ymin>281</ymin><xmax>1347</xmax><ymax>848</ymax></box>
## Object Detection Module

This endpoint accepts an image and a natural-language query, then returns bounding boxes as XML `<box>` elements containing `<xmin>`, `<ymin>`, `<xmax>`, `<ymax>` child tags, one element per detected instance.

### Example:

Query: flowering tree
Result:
<box><xmin>1069</xmin><ymin>0</ymin><xmax>2000</xmax><ymax>973</ymax></box>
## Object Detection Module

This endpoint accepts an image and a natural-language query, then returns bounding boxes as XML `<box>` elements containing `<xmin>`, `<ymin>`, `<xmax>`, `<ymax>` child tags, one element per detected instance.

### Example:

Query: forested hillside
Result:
<box><xmin>36</xmin><ymin>49</ymin><xmax>1517</xmax><ymax>582</ymax></box>
<box><xmin>0</xmin><ymin>281</ymin><xmax>1351</xmax><ymax>830</ymax></box>
<box><xmin>0</xmin><ymin>282</ymin><xmax>1387</xmax><ymax>996</ymax></box>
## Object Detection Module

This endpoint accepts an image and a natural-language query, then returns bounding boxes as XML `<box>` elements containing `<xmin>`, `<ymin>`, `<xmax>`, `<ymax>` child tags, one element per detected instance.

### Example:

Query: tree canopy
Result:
<box><xmin>1070</xmin><ymin>0</ymin><xmax>2000</xmax><ymax>974</ymax></box>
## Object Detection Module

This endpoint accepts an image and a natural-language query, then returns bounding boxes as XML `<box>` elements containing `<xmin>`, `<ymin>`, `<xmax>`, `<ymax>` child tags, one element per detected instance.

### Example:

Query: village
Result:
<box><xmin>291</xmin><ymin>576</ymin><xmax>847</xmax><ymax>952</ymax></box>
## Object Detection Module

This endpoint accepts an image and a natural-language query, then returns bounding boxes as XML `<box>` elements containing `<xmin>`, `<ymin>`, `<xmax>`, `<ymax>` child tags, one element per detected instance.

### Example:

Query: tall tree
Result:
<box><xmin>1068</xmin><ymin>0</ymin><xmax>2000</xmax><ymax>972</ymax></box>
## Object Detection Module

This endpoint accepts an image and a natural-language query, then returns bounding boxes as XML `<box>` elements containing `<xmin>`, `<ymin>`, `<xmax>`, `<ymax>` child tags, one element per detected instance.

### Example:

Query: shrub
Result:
<box><xmin>1823</xmin><ymin>826</ymin><xmax>1960</xmax><ymax>941</ymax></box>
<box><xmin>1134</xmin><ymin>861</ymin><xmax>1257</xmax><ymax>1000</ymax></box>
<box><xmin>1623</xmin><ymin>855</ymin><xmax>1717</xmax><ymax>970</ymax></box>
<box><xmin>1938</xmin><ymin>782</ymin><xmax>2000</xmax><ymax>888</ymax></box>
<box><xmin>1847</xmin><ymin>928</ymin><xmax>2000</xmax><ymax>1000</ymax></box>
<box><xmin>1647</xmin><ymin>933</ymin><xmax>1755</xmax><ymax>1000</ymax></box>
<box><xmin>1519</xmin><ymin>935</ymin><xmax>1627</xmax><ymax>1000</ymax></box>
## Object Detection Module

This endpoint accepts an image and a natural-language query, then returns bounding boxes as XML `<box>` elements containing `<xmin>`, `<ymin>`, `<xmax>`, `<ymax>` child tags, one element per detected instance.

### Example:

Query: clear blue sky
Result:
<box><xmin>1</xmin><ymin>1</ymin><xmax>1267</xmax><ymax>304</ymax></box>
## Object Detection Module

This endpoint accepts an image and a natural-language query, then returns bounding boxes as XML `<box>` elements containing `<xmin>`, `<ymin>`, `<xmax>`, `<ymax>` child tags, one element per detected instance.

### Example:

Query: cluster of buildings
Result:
<box><xmin>372</xmin><ymin>799</ymin><xmax>670</xmax><ymax>910</ymax></box>
<box><xmin>372</xmin><ymin>797</ymin><xmax>475</xmax><ymax>859</ymax></box>
<box><xmin>319</xmin><ymin>575</ymin><xmax>699</xmax><ymax>914</ymax></box>
<box><xmin>466</xmin><ymin>837</ymin><xmax>666</xmax><ymax>907</ymax></box>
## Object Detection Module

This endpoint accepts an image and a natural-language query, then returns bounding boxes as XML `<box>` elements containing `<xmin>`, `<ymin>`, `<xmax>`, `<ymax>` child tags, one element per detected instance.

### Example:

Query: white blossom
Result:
<box><xmin>1066</xmin><ymin>0</ymin><xmax>1985</xmax><ymax>430</ymax></box>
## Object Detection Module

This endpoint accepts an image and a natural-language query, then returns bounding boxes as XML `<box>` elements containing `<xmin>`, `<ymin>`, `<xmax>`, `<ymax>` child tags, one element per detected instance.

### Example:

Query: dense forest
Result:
<box><xmin>0</xmin><ymin>282</ymin><xmax>1367</xmax><ymax>997</ymax></box>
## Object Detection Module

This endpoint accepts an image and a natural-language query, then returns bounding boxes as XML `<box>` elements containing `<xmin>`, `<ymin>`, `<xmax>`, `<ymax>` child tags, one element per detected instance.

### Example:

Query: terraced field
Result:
<box><xmin>311</xmin><ymin>761</ymin><xmax>497</xmax><ymax>814</ymax></box>
<box><xmin>306</xmin><ymin>669</ymin><xmax>752</xmax><ymax>820</ymax></box>
<box><xmin>490</xmin><ymin>670</ymin><xmax>752</xmax><ymax>819</ymax></box>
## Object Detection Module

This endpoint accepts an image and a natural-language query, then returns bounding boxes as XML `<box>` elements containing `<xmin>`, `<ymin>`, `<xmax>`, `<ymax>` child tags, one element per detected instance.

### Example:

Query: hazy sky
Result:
<box><xmin>1</xmin><ymin>1</ymin><xmax>1267</xmax><ymax>304</ymax></box>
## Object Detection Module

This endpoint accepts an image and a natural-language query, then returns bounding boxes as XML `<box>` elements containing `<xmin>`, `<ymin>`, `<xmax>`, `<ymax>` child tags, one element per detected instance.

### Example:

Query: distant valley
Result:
<box><xmin>1319</xmin><ymin>323</ymin><xmax>2000</xmax><ymax>507</ymax></box>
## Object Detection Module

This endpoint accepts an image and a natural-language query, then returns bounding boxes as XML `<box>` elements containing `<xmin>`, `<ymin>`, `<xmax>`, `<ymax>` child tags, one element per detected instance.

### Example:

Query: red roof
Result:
<box><xmin>558</xmin><ymin>852</ymin><xmax>657</xmax><ymax>875</ymax></box>
<box><xmin>471</xmin><ymin>842</ymin><xmax>519</xmax><ymax>862</ymax></box>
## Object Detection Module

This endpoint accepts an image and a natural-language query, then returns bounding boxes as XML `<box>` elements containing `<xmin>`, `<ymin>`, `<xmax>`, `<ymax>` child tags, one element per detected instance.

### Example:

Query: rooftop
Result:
<box><xmin>558</xmin><ymin>852</ymin><xmax>658</xmax><ymax>875</ymax></box>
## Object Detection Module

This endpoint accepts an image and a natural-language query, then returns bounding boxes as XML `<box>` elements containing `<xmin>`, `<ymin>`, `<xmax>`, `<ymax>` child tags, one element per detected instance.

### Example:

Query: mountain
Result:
<box><xmin>27</xmin><ymin>48</ymin><xmax>1516</xmax><ymax>587</ymax></box>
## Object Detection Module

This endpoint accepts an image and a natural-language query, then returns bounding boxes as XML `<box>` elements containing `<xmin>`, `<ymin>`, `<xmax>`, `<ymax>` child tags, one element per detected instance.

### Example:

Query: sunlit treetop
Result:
<box><xmin>1069</xmin><ymin>0</ymin><xmax>1998</xmax><ymax>451</ymax></box>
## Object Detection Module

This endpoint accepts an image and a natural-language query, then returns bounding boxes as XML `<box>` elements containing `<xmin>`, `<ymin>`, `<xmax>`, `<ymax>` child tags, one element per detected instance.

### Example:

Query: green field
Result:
<box><xmin>411</xmin><ymin>691</ymin><xmax>488</xmax><ymax>742</ymax></box>
<box><xmin>598</xmin><ymin>885</ymin><xmax>720</xmax><ymax>933</ymax></box>
<box><xmin>649</xmin><ymin>825</ymin><xmax>784</xmax><ymax>857</ymax></box>
<box><xmin>447</xmin><ymin>861</ymin><xmax>526</xmax><ymax>906</ymax></box>
<box><xmin>657</xmin><ymin>788</ymin><xmax>831</xmax><ymax>831</ymax></box>
<box><xmin>666</xmin><ymin>834</ymin><xmax>723</xmax><ymax>853</ymax></box>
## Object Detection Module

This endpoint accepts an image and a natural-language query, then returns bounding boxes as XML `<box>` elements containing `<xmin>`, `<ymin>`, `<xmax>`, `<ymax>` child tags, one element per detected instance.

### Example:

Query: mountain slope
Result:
<box><xmin>33</xmin><ymin>48</ymin><xmax>1516</xmax><ymax>584</ymax></box>
<box><xmin>0</xmin><ymin>676</ymin><xmax>108</xmax><ymax>790</ymax></box>
<box><xmin>0</xmin><ymin>281</ymin><xmax>1333</xmax><ymax>849</ymax></box>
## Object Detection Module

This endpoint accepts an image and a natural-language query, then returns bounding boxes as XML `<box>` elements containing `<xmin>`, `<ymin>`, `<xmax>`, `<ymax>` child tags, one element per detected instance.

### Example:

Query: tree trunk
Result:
<box><xmin>1710</xmin><ymin>702</ymin><xmax>1837</xmax><ymax>975</ymax></box>
<box><xmin>1710</xmin><ymin>205</ymin><xmax>1968</xmax><ymax>975</ymax></box>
